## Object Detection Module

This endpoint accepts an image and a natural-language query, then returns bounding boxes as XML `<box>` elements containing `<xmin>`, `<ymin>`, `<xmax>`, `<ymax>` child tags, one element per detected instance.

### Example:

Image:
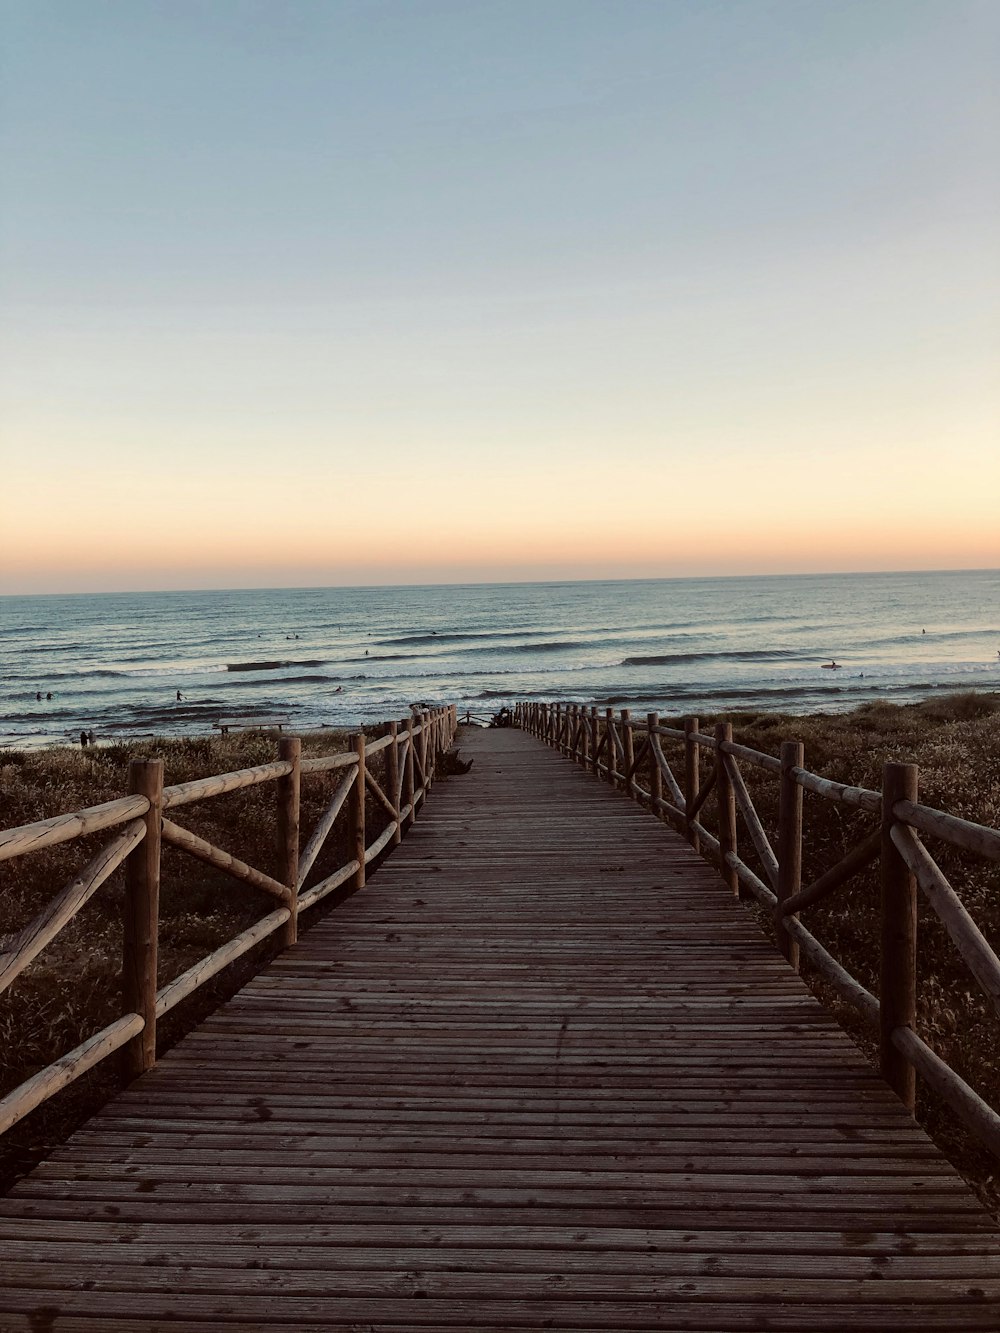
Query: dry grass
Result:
<box><xmin>0</xmin><ymin>727</ymin><xmax>397</xmax><ymax>1190</ymax></box>
<box><xmin>656</xmin><ymin>691</ymin><xmax>1000</xmax><ymax>1215</ymax></box>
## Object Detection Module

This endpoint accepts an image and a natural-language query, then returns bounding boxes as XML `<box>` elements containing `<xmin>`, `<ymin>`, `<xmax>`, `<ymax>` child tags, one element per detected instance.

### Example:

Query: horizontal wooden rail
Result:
<box><xmin>0</xmin><ymin>795</ymin><xmax>150</xmax><ymax>863</ymax></box>
<box><xmin>162</xmin><ymin>761</ymin><xmax>293</xmax><ymax>809</ymax></box>
<box><xmin>297</xmin><ymin>859</ymin><xmax>360</xmax><ymax>910</ymax></box>
<box><xmin>790</xmin><ymin>766</ymin><xmax>881</xmax><ymax>813</ymax></box>
<box><xmin>0</xmin><ymin>1014</ymin><xmax>143</xmax><ymax>1137</ymax></box>
<box><xmin>299</xmin><ymin>751</ymin><xmax>358</xmax><ymax>776</ymax></box>
<box><xmin>0</xmin><ymin>704</ymin><xmax>459</xmax><ymax>1140</ymax></box>
<box><xmin>894</xmin><ymin>798</ymin><xmax>1000</xmax><ymax>861</ymax></box>
<box><xmin>155</xmin><ymin>907</ymin><xmax>292</xmax><ymax>1018</ymax></box>
<box><xmin>517</xmin><ymin>697</ymin><xmax>1000</xmax><ymax>1162</ymax></box>
<box><xmin>891</xmin><ymin>1025</ymin><xmax>1000</xmax><ymax>1158</ymax></box>
<box><xmin>364</xmin><ymin>822</ymin><xmax>398</xmax><ymax>865</ymax></box>
<box><xmin>784</xmin><ymin>917</ymin><xmax>880</xmax><ymax>1026</ymax></box>
<box><xmin>721</xmin><ymin>737</ymin><xmax>781</xmax><ymax>774</ymax></box>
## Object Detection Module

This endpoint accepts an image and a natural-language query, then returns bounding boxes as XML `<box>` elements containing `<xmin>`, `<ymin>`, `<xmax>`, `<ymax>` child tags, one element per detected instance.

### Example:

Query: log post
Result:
<box><xmin>404</xmin><ymin>716</ymin><xmax>416</xmax><ymax>828</ymax></box>
<box><xmin>684</xmin><ymin>717</ymin><xmax>700</xmax><ymax>853</ymax></box>
<box><xmin>621</xmin><ymin>710</ymin><xmax>634</xmax><ymax>798</ymax></box>
<box><xmin>421</xmin><ymin>711</ymin><xmax>431</xmax><ymax>794</ymax></box>
<box><xmin>385</xmin><ymin>720</ymin><xmax>401</xmax><ymax>845</ymax></box>
<box><xmin>647</xmin><ymin>713</ymin><xmax>662</xmax><ymax>816</ymax></box>
<box><xmin>604</xmin><ymin>708</ymin><xmax>615</xmax><ymax>785</ymax></box>
<box><xmin>881</xmin><ymin>761</ymin><xmax>918</xmax><ymax>1111</ymax></box>
<box><xmin>777</xmin><ymin>739</ymin><xmax>804</xmax><ymax>969</ymax></box>
<box><xmin>277</xmin><ymin>735</ymin><xmax>301</xmax><ymax>947</ymax></box>
<box><xmin>590</xmin><ymin>706</ymin><xmax>599</xmax><ymax>776</ymax></box>
<box><xmin>351</xmin><ymin>732</ymin><xmax>367</xmax><ymax>890</ymax></box>
<box><xmin>715</xmin><ymin>722</ymin><xmax>738</xmax><ymax>896</ymax></box>
<box><xmin>580</xmin><ymin>705</ymin><xmax>590</xmax><ymax>769</ymax></box>
<box><xmin>122</xmin><ymin>758</ymin><xmax>163</xmax><ymax>1080</ymax></box>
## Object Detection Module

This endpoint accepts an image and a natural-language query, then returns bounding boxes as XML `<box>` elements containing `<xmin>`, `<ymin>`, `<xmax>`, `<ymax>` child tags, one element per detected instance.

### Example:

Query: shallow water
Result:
<box><xmin>2</xmin><ymin>570</ymin><xmax>998</xmax><ymax>748</ymax></box>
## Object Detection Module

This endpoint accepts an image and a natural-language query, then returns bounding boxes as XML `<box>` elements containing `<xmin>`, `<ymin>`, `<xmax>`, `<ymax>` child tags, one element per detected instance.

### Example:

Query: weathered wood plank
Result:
<box><xmin>1</xmin><ymin>726</ymin><xmax>996</xmax><ymax>1330</ymax></box>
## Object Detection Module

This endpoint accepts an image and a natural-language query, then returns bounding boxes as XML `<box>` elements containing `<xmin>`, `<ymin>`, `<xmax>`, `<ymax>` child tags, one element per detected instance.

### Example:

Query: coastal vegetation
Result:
<box><xmin>1</xmin><ymin>693</ymin><xmax>999</xmax><ymax>1215</ymax></box>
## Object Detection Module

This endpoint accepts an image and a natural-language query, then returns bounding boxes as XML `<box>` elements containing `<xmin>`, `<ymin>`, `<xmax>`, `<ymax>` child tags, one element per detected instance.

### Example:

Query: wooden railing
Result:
<box><xmin>0</xmin><ymin>705</ymin><xmax>457</xmax><ymax>1137</ymax></box>
<box><xmin>517</xmin><ymin>700</ymin><xmax>1000</xmax><ymax>1159</ymax></box>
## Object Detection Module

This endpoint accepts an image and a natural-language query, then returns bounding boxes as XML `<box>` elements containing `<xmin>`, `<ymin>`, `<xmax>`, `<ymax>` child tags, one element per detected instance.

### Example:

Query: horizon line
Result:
<box><xmin>2</xmin><ymin>565</ymin><xmax>998</xmax><ymax>600</ymax></box>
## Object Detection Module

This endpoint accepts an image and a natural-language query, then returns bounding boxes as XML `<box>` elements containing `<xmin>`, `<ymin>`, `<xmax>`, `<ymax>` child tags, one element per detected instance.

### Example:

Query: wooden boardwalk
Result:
<box><xmin>1</xmin><ymin>727</ymin><xmax>998</xmax><ymax>1330</ymax></box>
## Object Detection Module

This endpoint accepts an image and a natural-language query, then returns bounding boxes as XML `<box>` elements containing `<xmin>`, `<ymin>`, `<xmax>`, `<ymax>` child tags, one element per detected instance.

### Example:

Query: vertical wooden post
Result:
<box><xmin>684</xmin><ymin>717</ymin><xmax>700</xmax><ymax>853</ymax></box>
<box><xmin>604</xmin><ymin>708</ymin><xmax>615</xmax><ymax>785</ymax></box>
<box><xmin>621</xmin><ymin>710</ymin><xmax>634</xmax><ymax>798</ymax></box>
<box><xmin>647</xmin><ymin>713</ymin><xmax>662</xmax><ymax>817</ymax></box>
<box><xmin>386</xmin><ymin>720</ymin><xmax>401</xmax><ymax>845</ymax></box>
<box><xmin>420</xmin><ymin>711</ymin><xmax>430</xmax><ymax>796</ymax></box>
<box><xmin>277</xmin><ymin>736</ymin><xmax>301</xmax><ymax>947</ymax></box>
<box><xmin>404</xmin><ymin>716</ymin><xmax>416</xmax><ymax>828</ymax></box>
<box><xmin>777</xmin><ymin>740</ymin><xmax>804</xmax><ymax>969</ymax></box>
<box><xmin>122</xmin><ymin>758</ymin><xmax>163</xmax><ymax>1080</ymax></box>
<box><xmin>590</xmin><ymin>706</ymin><xmax>599</xmax><ymax>776</ymax></box>
<box><xmin>881</xmin><ymin>761</ymin><xmax>918</xmax><ymax>1112</ymax></box>
<box><xmin>351</xmin><ymin>732</ymin><xmax>367</xmax><ymax>890</ymax></box>
<box><xmin>715</xmin><ymin>722</ymin><xmax>738</xmax><ymax>896</ymax></box>
<box><xmin>580</xmin><ymin>705</ymin><xmax>590</xmax><ymax>769</ymax></box>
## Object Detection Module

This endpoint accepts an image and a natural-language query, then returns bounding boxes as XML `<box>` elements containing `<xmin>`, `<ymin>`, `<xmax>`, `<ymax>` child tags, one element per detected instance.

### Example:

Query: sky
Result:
<box><xmin>1</xmin><ymin>0</ymin><xmax>998</xmax><ymax>594</ymax></box>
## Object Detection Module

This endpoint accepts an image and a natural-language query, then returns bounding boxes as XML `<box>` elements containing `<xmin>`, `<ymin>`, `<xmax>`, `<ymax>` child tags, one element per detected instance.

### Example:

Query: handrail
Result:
<box><xmin>517</xmin><ymin>698</ymin><xmax>1000</xmax><ymax>1163</ymax></box>
<box><xmin>0</xmin><ymin>704</ymin><xmax>458</xmax><ymax>1140</ymax></box>
<box><xmin>0</xmin><ymin>794</ymin><xmax>151</xmax><ymax>863</ymax></box>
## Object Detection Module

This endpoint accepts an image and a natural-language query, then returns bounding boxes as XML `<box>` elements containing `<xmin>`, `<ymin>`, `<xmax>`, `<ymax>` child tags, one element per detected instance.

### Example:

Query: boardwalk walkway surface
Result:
<box><xmin>1</xmin><ymin>727</ymin><xmax>998</xmax><ymax>1330</ymax></box>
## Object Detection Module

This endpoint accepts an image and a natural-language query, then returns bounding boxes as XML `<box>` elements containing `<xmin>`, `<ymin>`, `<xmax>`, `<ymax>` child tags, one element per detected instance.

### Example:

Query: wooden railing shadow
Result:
<box><xmin>519</xmin><ymin>700</ymin><xmax>1000</xmax><ymax>1161</ymax></box>
<box><xmin>0</xmin><ymin>705</ymin><xmax>457</xmax><ymax>1137</ymax></box>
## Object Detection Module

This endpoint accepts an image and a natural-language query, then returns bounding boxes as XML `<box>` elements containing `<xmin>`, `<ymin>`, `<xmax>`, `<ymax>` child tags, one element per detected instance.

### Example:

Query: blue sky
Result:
<box><xmin>2</xmin><ymin>1</ymin><xmax>998</xmax><ymax>592</ymax></box>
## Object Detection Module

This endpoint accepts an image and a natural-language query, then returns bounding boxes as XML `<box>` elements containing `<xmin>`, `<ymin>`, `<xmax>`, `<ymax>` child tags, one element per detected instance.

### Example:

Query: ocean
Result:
<box><xmin>1</xmin><ymin>570</ymin><xmax>998</xmax><ymax>750</ymax></box>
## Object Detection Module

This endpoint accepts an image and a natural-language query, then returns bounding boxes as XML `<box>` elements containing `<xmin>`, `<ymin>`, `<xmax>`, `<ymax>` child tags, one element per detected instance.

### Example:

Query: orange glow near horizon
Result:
<box><xmin>4</xmin><ymin>474</ymin><xmax>998</xmax><ymax>594</ymax></box>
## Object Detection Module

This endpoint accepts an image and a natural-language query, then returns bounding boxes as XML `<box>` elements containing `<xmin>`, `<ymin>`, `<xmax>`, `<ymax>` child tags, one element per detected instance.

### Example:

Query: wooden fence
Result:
<box><xmin>518</xmin><ymin>700</ymin><xmax>1000</xmax><ymax>1160</ymax></box>
<box><xmin>0</xmin><ymin>706</ymin><xmax>457</xmax><ymax>1138</ymax></box>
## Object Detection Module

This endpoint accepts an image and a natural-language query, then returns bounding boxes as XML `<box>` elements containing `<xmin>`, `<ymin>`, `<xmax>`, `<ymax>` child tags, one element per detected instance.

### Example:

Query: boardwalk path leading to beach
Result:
<box><xmin>1</xmin><ymin>727</ymin><xmax>998</xmax><ymax>1330</ymax></box>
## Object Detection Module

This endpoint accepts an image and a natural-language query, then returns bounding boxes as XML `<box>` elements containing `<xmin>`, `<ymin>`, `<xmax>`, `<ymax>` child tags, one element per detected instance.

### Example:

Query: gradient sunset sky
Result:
<box><xmin>2</xmin><ymin>0</ymin><xmax>998</xmax><ymax>594</ymax></box>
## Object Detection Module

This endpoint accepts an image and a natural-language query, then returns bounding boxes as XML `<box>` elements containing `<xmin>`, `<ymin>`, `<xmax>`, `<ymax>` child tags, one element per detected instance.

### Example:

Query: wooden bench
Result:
<box><xmin>214</xmin><ymin>715</ymin><xmax>290</xmax><ymax>736</ymax></box>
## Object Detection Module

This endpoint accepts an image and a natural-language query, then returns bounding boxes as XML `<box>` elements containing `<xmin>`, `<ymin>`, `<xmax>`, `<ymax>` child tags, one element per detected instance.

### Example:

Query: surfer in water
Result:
<box><xmin>822</xmin><ymin>660</ymin><xmax>842</xmax><ymax>669</ymax></box>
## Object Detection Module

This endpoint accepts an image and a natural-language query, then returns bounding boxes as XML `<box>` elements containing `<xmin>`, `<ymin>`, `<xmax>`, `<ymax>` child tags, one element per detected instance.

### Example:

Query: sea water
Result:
<box><xmin>1</xmin><ymin>570</ymin><xmax>998</xmax><ymax>749</ymax></box>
